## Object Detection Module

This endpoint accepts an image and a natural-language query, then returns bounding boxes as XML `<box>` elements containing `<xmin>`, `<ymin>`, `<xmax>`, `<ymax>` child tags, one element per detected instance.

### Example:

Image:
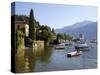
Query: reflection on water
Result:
<box><xmin>16</xmin><ymin>43</ymin><xmax>97</xmax><ymax>73</ymax></box>
<box><xmin>16</xmin><ymin>49</ymin><xmax>25</xmax><ymax>73</ymax></box>
<box><xmin>16</xmin><ymin>46</ymin><xmax>52</xmax><ymax>73</ymax></box>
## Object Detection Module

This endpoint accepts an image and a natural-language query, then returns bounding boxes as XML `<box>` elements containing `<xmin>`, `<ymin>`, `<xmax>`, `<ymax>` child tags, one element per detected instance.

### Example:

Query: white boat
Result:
<box><xmin>90</xmin><ymin>40</ymin><xmax>97</xmax><ymax>44</ymax></box>
<box><xmin>75</xmin><ymin>41</ymin><xmax>89</xmax><ymax>50</ymax></box>
<box><xmin>55</xmin><ymin>43</ymin><xmax>65</xmax><ymax>49</ymax></box>
<box><xmin>67</xmin><ymin>51</ymin><xmax>82</xmax><ymax>57</ymax></box>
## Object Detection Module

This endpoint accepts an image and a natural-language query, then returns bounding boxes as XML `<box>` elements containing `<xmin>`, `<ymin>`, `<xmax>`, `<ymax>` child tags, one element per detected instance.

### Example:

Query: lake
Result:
<box><xmin>15</xmin><ymin>42</ymin><xmax>97</xmax><ymax>73</ymax></box>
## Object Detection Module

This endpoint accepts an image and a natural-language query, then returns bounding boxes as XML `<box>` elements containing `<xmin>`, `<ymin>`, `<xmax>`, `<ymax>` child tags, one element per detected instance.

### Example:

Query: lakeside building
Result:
<box><xmin>15</xmin><ymin>21</ymin><xmax>29</xmax><ymax>37</ymax></box>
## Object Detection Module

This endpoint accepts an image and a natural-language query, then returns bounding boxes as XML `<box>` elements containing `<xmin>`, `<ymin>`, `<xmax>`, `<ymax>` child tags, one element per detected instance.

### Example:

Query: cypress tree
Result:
<box><xmin>29</xmin><ymin>9</ymin><xmax>36</xmax><ymax>40</ymax></box>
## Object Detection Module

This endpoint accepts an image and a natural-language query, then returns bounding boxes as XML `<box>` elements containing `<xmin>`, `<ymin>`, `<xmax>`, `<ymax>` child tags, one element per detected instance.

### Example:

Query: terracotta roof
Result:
<box><xmin>15</xmin><ymin>21</ymin><xmax>27</xmax><ymax>25</ymax></box>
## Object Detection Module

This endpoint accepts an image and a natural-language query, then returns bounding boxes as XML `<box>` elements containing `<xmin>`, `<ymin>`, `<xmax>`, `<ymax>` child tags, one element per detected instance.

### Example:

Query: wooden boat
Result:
<box><xmin>67</xmin><ymin>51</ymin><xmax>82</xmax><ymax>57</ymax></box>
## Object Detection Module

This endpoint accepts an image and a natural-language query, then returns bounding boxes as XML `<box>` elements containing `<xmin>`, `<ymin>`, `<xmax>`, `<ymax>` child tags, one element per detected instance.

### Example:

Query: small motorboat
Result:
<box><xmin>67</xmin><ymin>51</ymin><xmax>82</xmax><ymax>57</ymax></box>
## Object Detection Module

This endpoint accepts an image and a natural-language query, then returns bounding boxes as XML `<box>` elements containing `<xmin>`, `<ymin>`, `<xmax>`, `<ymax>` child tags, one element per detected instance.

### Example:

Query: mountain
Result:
<box><xmin>55</xmin><ymin>20</ymin><xmax>97</xmax><ymax>39</ymax></box>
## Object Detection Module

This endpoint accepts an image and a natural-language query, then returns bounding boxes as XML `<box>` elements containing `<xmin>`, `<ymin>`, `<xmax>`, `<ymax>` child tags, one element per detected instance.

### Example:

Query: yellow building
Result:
<box><xmin>15</xmin><ymin>21</ymin><xmax>29</xmax><ymax>37</ymax></box>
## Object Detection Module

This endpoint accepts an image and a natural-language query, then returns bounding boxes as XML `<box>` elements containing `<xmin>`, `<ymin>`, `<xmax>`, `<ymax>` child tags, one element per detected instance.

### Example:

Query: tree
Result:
<box><xmin>56</xmin><ymin>33</ymin><xmax>63</xmax><ymax>40</ymax></box>
<box><xmin>15</xmin><ymin>15</ymin><xmax>29</xmax><ymax>23</ymax></box>
<box><xmin>52</xmin><ymin>28</ymin><xmax>55</xmax><ymax>34</ymax></box>
<box><xmin>63</xmin><ymin>34</ymin><xmax>73</xmax><ymax>40</ymax></box>
<box><xmin>29</xmin><ymin>9</ymin><xmax>36</xmax><ymax>40</ymax></box>
<box><xmin>16</xmin><ymin>29</ymin><xmax>25</xmax><ymax>49</ymax></box>
<box><xmin>56</xmin><ymin>33</ymin><xmax>73</xmax><ymax>40</ymax></box>
<box><xmin>37</xmin><ymin>25</ymin><xmax>54</xmax><ymax>44</ymax></box>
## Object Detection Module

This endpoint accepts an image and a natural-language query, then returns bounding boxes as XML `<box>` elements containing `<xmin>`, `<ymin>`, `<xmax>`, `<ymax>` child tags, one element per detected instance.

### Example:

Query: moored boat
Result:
<box><xmin>90</xmin><ymin>40</ymin><xmax>97</xmax><ymax>44</ymax></box>
<box><xmin>54</xmin><ymin>43</ymin><xmax>65</xmax><ymax>49</ymax></box>
<box><xmin>75</xmin><ymin>41</ymin><xmax>90</xmax><ymax>51</ymax></box>
<box><xmin>65</xmin><ymin>42</ymin><xmax>72</xmax><ymax>46</ymax></box>
<box><xmin>67</xmin><ymin>51</ymin><xmax>82</xmax><ymax>57</ymax></box>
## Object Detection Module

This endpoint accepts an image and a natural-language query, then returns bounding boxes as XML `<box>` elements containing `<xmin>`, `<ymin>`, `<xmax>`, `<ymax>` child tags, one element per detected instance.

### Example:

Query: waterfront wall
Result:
<box><xmin>32</xmin><ymin>40</ymin><xmax>44</xmax><ymax>49</ymax></box>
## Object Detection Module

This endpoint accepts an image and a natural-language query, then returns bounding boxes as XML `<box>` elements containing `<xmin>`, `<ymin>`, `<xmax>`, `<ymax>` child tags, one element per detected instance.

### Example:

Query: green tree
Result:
<box><xmin>29</xmin><ymin>9</ymin><xmax>36</xmax><ymax>40</ymax></box>
<box><xmin>15</xmin><ymin>15</ymin><xmax>29</xmax><ymax>23</ymax></box>
<box><xmin>52</xmin><ymin>28</ymin><xmax>55</xmax><ymax>34</ymax></box>
<box><xmin>63</xmin><ymin>34</ymin><xmax>73</xmax><ymax>40</ymax></box>
<box><xmin>56</xmin><ymin>33</ymin><xmax>73</xmax><ymax>40</ymax></box>
<box><xmin>16</xmin><ymin>29</ymin><xmax>25</xmax><ymax>49</ymax></box>
<box><xmin>38</xmin><ymin>25</ymin><xmax>54</xmax><ymax>44</ymax></box>
<box><xmin>56</xmin><ymin>33</ymin><xmax>63</xmax><ymax>40</ymax></box>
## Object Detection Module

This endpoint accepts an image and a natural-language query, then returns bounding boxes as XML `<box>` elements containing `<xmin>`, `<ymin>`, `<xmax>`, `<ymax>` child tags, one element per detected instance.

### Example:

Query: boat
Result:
<box><xmin>65</xmin><ymin>42</ymin><xmax>72</xmax><ymax>46</ymax></box>
<box><xmin>90</xmin><ymin>40</ymin><xmax>97</xmax><ymax>44</ymax></box>
<box><xmin>54</xmin><ymin>43</ymin><xmax>65</xmax><ymax>49</ymax></box>
<box><xmin>67</xmin><ymin>51</ymin><xmax>82</xmax><ymax>57</ymax></box>
<box><xmin>74</xmin><ymin>41</ymin><xmax>90</xmax><ymax>51</ymax></box>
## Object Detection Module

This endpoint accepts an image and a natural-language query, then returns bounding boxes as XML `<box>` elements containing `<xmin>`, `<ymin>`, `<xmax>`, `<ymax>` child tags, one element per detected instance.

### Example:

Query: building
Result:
<box><xmin>15</xmin><ymin>21</ymin><xmax>29</xmax><ymax>37</ymax></box>
<box><xmin>79</xmin><ymin>33</ymin><xmax>85</xmax><ymax>40</ymax></box>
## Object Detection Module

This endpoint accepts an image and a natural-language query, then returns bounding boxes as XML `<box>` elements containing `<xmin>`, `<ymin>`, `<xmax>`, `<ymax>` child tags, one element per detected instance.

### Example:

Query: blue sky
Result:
<box><xmin>12</xmin><ymin>2</ymin><xmax>97</xmax><ymax>29</ymax></box>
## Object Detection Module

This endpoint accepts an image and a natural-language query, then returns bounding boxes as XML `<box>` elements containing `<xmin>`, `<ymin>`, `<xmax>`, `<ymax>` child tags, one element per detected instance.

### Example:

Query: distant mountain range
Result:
<box><xmin>55</xmin><ymin>20</ymin><xmax>97</xmax><ymax>39</ymax></box>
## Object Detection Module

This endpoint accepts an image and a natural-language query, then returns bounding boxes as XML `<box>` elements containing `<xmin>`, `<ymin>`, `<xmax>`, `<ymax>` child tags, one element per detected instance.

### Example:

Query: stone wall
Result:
<box><xmin>32</xmin><ymin>40</ymin><xmax>44</xmax><ymax>49</ymax></box>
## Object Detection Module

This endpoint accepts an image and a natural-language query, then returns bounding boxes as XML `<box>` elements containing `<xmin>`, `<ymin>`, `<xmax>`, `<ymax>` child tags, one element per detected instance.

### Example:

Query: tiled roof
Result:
<box><xmin>15</xmin><ymin>21</ymin><xmax>27</xmax><ymax>25</ymax></box>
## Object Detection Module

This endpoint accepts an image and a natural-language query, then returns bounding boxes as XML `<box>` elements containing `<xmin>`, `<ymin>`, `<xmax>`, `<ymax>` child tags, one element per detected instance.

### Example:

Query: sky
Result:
<box><xmin>11</xmin><ymin>2</ymin><xmax>97</xmax><ymax>29</ymax></box>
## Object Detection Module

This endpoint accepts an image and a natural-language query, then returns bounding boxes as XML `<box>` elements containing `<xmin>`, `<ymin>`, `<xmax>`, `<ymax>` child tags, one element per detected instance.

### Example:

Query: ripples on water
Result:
<box><xmin>15</xmin><ymin>43</ymin><xmax>97</xmax><ymax>73</ymax></box>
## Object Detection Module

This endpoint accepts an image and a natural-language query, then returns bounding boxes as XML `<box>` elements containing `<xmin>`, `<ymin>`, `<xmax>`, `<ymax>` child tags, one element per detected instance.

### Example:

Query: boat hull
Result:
<box><xmin>75</xmin><ymin>46</ymin><xmax>89</xmax><ymax>51</ymax></box>
<box><xmin>55</xmin><ymin>47</ymin><xmax>65</xmax><ymax>49</ymax></box>
<box><xmin>67</xmin><ymin>51</ymin><xmax>82</xmax><ymax>57</ymax></box>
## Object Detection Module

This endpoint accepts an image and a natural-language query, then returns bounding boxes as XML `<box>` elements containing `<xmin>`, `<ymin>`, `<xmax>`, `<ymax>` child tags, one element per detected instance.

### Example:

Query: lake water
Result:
<box><xmin>16</xmin><ymin>43</ymin><xmax>97</xmax><ymax>73</ymax></box>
